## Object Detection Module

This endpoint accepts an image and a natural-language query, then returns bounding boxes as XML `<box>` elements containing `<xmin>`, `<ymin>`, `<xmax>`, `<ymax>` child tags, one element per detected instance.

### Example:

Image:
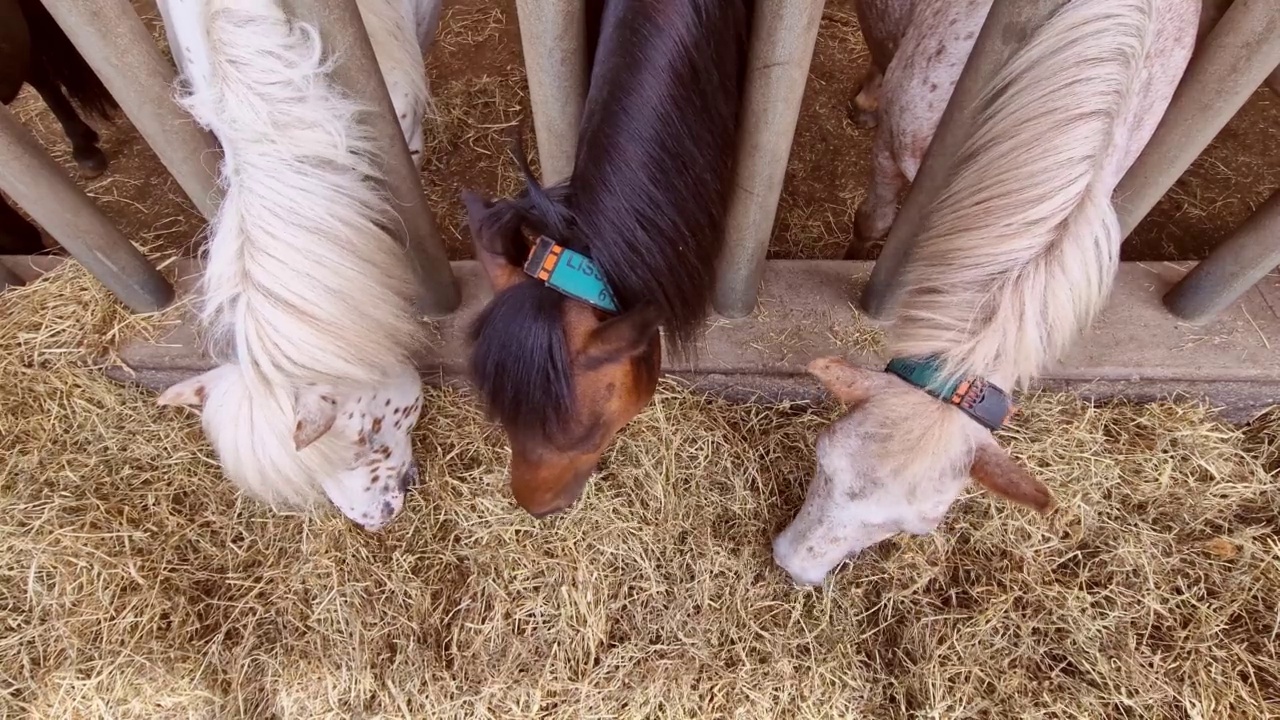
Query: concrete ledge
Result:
<box><xmin>5</xmin><ymin>256</ymin><xmax>1278</xmax><ymax>422</ymax></box>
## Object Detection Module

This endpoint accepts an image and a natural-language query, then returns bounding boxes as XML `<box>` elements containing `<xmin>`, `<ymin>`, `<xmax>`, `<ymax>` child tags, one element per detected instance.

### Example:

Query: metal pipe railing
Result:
<box><xmin>1197</xmin><ymin>0</ymin><xmax>1280</xmax><ymax>94</ymax></box>
<box><xmin>0</xmin><ymin>105</ymin><xmax>173</xmax><ymax>313</ymax></box>
<box><xmin>712</xmin><ymin>0</ymin><xmax>825</xmax><ymax>319</ymax></box>
<box><xmin>514</xmin><ymin>0</ymin><xmax>587</xmax><ymax>185</ymax></box>
<box><xmin>1163</xmin><ymin>189</ymin><xmax>1280</xmax><ymax>322</ymax></box>
<box><xmin>284</xmin><ymin>0</ymin><xmax>461</xmax><ymax>316</ymax></box>
<box><xmin>1114</xmin><ymin>0</ymin><xmax>1280</xmax><ymax>238</ymax></box>
<box><xmin>856</xmin><ymin>0</ymin><xmax>1071</xmax><ymax>319</ymax></box>
<box><xmin>40</xmin><ymin>0</ymin><xmax>220</xmax><ymax>219</ymax></box>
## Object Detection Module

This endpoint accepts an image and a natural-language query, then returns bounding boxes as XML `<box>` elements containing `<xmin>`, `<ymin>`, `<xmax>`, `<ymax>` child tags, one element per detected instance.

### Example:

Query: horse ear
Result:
<box><xmin>807</xmin><ymin>356</ymin><xmax>885</xmax><ymax>406</ymax></box>
<box><xmin>157</xmin><ymin>369</ymin><xmax>217</xmax><ymax>408</ymax></box>
<box><xmin>462</xmin><ymin>190</ymin><xmax>525</xmax><ymax>293</ymax></box>
<box><xmin>582</xmin><ymin>305</ymin><xmax>661</xmax><ymax>366</ymax></box>
<box><xmin>969</xmin><ymin>441</ymin><xmax>1054</xmax><ymax>512</ymax></box>
<box><xmin>294</xmin><ymin>387</ymin><xmax>338</xmax><ymax>451</ymax></box>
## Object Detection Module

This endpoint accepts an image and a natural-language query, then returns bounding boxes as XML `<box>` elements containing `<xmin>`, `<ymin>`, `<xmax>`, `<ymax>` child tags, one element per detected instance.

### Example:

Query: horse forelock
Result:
<box><xmin>468</xmin><ymin>280</ymin><xmax>574</xmax><ymax>438</ymax></box>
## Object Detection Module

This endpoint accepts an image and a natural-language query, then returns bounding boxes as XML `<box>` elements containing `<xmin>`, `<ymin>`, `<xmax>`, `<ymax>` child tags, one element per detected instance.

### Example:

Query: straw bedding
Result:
<box><xmin>1</xmin><ymin>264</ymin><xmax>1278</xmax><ymax>719</ymax></box>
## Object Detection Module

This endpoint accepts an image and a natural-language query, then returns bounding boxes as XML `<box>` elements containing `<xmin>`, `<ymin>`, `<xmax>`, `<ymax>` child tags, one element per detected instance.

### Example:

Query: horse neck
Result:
<box><xmin>887</xmin><ymin>0</ymin><xmax>1161</xmax><ymax>389</ymax></box>
<box><xmin>564</xmin><ymin>0</ymin><xmax>749</xmax><ymax>348</ymax></box>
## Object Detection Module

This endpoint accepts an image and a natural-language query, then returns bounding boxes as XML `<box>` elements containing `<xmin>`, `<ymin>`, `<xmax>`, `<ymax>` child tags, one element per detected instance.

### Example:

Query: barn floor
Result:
<box><xmin>2</xmin><ymin>254</ymin><xmax>1279</xmax><ymax>719</ymax></box>
<box><xmin>3</xmin><ymin>2</ymin><xmax>1280</xmax><ymax>718</ymax></box>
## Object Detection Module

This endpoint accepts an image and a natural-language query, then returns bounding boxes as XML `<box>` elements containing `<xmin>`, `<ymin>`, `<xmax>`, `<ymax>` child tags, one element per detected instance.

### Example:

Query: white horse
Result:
<box><xmin>154</xmin><ymin>0</ymin><xmax>440</xmax><ymax>530</ymax></box>
<box><xmin>774</xmin><ymin>0</ymin><xmax>1199</xmax><ymax>585</ymax></box>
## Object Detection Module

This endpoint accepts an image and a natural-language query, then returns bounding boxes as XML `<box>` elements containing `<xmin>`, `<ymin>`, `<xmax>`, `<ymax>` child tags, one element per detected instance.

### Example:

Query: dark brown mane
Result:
<box><xmin>468</xmin><ymin>0</ymin><xmax>752</xmax><ymax>435</ymax></box>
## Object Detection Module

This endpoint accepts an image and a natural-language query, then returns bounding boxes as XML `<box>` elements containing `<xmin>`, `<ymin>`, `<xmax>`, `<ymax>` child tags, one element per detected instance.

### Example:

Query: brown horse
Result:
<box><xmin>1</xmin><ymin>0</ymin><xmax>117</xmax><ymax>254</ymax></box>
<box><xmin>464</xmin><ymin>0</ymin><xmax>752</xmax><ymax>517</ymax></box>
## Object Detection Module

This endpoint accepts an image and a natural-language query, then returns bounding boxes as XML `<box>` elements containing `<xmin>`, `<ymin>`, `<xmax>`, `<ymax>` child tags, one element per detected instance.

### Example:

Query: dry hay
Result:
<box><xmin>2</xmin><ymin>268</ymin><xmax>1279</xmax><ymax>719</ymax></box>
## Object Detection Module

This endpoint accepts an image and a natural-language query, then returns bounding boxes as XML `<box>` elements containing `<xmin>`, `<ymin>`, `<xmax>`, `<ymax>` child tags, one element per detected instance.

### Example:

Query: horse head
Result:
<box><xmin>159</xmin><ymin>363</ymin><xmax>423</xmax><ymax>530</ymax></box>
<box><xmin>773</xmin><ymin>357</ymin><xmax>1052</xmax><ymax>585</ymax></box>
<box><xmin>466</xmin><ymin>192</ymin><xmax>661</xmax><ymax>517</ymax></box>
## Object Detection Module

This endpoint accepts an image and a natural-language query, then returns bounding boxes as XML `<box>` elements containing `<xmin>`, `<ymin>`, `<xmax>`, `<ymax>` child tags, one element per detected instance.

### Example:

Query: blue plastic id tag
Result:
<box><xmin>523</xmin><ymin>236</ymin><xmax>620</xmax><ymax>313</ymax></box>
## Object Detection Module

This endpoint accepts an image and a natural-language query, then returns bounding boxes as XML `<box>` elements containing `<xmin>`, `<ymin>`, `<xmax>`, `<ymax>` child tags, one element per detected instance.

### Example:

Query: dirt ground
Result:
<box><xmin>8</xmin><ymin>0</ymin><xmax>1280</xmax><ymax>262</ymax></box>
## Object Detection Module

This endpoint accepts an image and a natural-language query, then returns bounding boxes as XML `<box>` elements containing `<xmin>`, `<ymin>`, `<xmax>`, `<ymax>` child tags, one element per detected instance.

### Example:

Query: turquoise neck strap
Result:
<box><xmin>884</xmin><ymin>356</ymin><xmax>1015</xmax><ymax>431</ymax></box>
<box><xmin>524</xmin><ymin>236</ymin><xmax>619</xmax><ymax>314</ymax></box>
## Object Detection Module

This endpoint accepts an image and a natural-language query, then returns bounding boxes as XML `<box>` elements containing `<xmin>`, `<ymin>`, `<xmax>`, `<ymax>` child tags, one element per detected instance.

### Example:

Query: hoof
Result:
<box><xmin>847</xmin><ymin>103</ymin><xmax>879</xmax><ymax>130</ymax></box>
<box><xmin>845</xmin><ymin>207</ymin><xmax>887</xmax><ymax>260</ymax></box>
<box><xmin>74</xmin><ymin>149</ymin><xmax>109</xmax><ymax>179</ymax></box>
<box><xmin>843</xmin><ymin>223</ymin><xmax>871</xmax><ymax>260</ymax></box>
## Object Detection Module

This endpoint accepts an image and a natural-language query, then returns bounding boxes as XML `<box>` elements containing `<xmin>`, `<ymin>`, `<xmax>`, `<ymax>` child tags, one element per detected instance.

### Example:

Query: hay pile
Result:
<box><xmin>2</xmin><ymin>266</ymin><xmax>1278</xmax><ymax>719</ymax></box>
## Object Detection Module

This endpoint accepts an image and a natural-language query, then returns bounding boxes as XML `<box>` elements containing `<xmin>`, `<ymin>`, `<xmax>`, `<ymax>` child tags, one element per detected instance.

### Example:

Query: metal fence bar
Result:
<box><xmin>40</xmin><ymin>0</ymin><xmax>220</xmax><ymax>219</ymax></box>
<box><xmin>857</xmin><ymin>0</ymin><xmax>1070</xmax><ymax>319</ymax></box>
<box><xmin>711</xmin><ymin>0</ymin><xmax>825</xmax><ymax>318</ymax></box>
<box><xmin>0</xmin><ymin>106</ymin><xmax>173</xmax><ymax>313</ymax></box>
<box><xmin>1198</xmin><ymin>0</ymin><xmax>1280</xmax><ymax>95</ymax></box>
<box><xmin>1197</xmin><ymin>0</ymin><xmax>1231</xmax><ymax>40</ymax></box>
<box><xmin>1162</xmin><ymin>190</ymin><xmax>1280</xmax><ymax>322</ymax></box>
<box><xmin>1114</xmin><ymin>0</ymin><xmax>1280</xmax><ymax>238</ymax></box>
<box><xmin>515</xmin><ymin>0</ymin><xmax>587</xmax><ymax>185</ymax></box>
<box><xmin>284</xmin><ymin>0</ymin><xmax>460</xmax><ymax>316</ymax></box>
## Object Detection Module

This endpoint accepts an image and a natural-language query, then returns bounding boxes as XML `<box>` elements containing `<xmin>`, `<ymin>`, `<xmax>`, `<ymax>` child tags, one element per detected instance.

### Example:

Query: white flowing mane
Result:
<box><xmin>890</xmin><ymin>0</ymin><xmax>1157</xmax><ymax>388</ymax></box>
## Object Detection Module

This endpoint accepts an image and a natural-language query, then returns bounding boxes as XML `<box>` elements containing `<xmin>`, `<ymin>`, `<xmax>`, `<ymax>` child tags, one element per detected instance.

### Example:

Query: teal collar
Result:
<box><xmin>524</xmin><ymin>236</ymin><xmax>619</xmax><ymax>314</ymax></box>
<box><xmin>884</xmin><ymin>356</ymin><xmax>1014</xmax><ymax>431</ymax></box>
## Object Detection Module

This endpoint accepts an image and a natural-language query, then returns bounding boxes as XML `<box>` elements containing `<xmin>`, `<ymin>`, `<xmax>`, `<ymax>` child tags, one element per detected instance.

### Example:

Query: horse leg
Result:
<box><xmin>845</xmin><ymin>126</ymin><xmax>905</xmax><ymax>259</ymax></box>
<box><xmin>851</xmin><ymin>67</ymin><xmax>884</xmax><ymax>129</ymax></box>
<box><xmin>0</xmin><ymin>192</ymin><xmax>47</xmax><ymax>254</ymax></box>
<box><xmin>0</xmin><ymin>0</ymin><xmax>32</xmax><ymax>107</ymax></box>
<box><xmin>28</xmin><ymin>70</ymin><xmax>108</xmax><ymax>178</ymax></box>
<box><xmin>848</xmin><ymin>0</ymin><xmax>915</xmax><ymax>129</ymax></box>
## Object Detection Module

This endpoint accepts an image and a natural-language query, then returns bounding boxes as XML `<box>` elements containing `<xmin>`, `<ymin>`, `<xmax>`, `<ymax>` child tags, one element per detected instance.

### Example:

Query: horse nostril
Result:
<box><xmin>399</xmin><ymin>463</ymin><xmax>420</xmax><ymax>491</ymax></box>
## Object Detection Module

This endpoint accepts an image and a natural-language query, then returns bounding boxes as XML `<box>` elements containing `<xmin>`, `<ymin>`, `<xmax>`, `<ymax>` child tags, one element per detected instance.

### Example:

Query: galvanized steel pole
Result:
<box><xmin>1114</xmin><ymin>0</ymin><xmax>1280</xmax><ymax>238</ymax></box>
<box><xmin>1197</xmin><ymin>0</ymin><xmax>1280</xmax><ymax>96</ymax></box>
<box><xmin>0</xmin><ymin>106</ymin><xmax>173</xmax><ymax>313</ymax></box>
<box><xmin>857</xmin><ymin>0</ymin><xmax>1071</xmax><ymax>319</ymax></box>
<box><xmin>1163</xmin><ymin>190</ymin><xmax>1280</xmax><ymax>322</ymax></box>
<box><xmin>514</xmin><ymin>0</ymin><xmax>587</xmax><ymax>185</ymax></box>
<box><xmin>40</xmin><ymin>0</ymin><xmax>220</xmax><ymax>218</ymax></box>
<box><xmin>711</xmin><ymin>0</ymin><xmax>825</xmax><ymax>318</ymax></box>
<box><xmin>285</xmin><ymin>0</ymin><xmax>460</xmax><ymax>316</ymax></box>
